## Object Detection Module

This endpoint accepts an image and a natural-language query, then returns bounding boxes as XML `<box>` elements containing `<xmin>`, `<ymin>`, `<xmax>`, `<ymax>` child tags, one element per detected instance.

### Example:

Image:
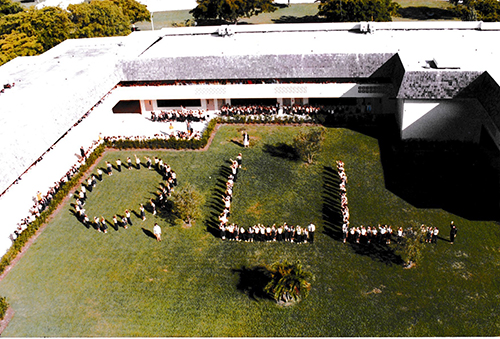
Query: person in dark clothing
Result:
<box><xmin>450</xmin><ymin>221</ymin><xmax>458</xmax><ymax>244</ymax></box>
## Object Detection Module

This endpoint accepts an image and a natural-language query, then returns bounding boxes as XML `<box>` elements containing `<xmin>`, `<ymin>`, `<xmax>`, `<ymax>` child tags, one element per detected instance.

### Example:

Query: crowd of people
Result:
<box><xmin>219</xmin><ymin>103</ymin><xmax>328</xmax><ymax>117</ymax></box>
<box><xmin>281</xmin><ymin>105</ymin><xmax>322</xmax><ymax>115</ymax></box>
<box><xmin>217</xmin><ymin>153</ymin><xmax>316</xmax><ymax>244</ymax></box>
<box><xmin>220</xmin><ymin>104</ymin><xmax>279</xmax><ymax>116</ymax></box>
<box><xmin>337</xmin><ymin>160</ymin><xmax>350</xmax><ymax>229</ymax></box>
<box><xmin>150</xmin><ymin>109</ymin><xmax>207</xmax><ymax>123</ymax></box>
<box><xmin>73</xmin><ymin>155</ymin><xmax>177</xmax><ymax>234</ymax></box>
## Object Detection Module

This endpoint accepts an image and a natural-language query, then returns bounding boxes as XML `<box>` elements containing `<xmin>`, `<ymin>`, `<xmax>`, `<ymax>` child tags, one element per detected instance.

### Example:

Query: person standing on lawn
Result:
<box><xmin>307</xmin><ymin>223</ymin><xmax>316</xmax><ymax>243</ymax></box>
<box><xmin>450</xmin><ymin>221</ymin><xmax>457</xmax><ymax>244</ymax></box>
<box><xmin>153</xmin><ymin>223</ymin><xmax>162</xmax><ymax>242</ymax></box>
<box><xmin>140</xmin><ymin>204</ymin><xmax>146</xmax><ymax>221</ymax></box>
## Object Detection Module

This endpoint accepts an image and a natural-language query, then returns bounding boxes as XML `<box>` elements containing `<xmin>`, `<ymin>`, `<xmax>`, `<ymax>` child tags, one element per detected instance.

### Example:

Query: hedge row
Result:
<box><xmin>216</xmin><ymin>115</ymin><xmax>320</xmax><ymax>125</ymax></box>
<box><xmin>0</xmin><ymin>296</ymin><xmax>8</xmax><ymax>320</ymax></box>
<box><xmin>106</xmin><ymin>119</ymin><xmax>217</xmax><ymax>150</ymax></box>
<box><xmin>0</xmin><ymin>119</ymin><xmax>218</xmax><ymax>277</ymax></box>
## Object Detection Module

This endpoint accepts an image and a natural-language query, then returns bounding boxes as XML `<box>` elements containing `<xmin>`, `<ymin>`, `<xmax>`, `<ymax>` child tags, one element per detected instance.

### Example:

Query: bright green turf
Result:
<box><xmin>0</xmin><ymin>125</ymin><xmax>499</xmax><ymax>336</ymax></box>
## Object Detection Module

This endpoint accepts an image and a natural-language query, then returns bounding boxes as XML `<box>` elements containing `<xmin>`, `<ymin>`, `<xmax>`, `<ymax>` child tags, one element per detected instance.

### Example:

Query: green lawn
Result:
<box><xmin>0</xmin><ymin>125</ymin><xmax>499</xmax><ymax>336</ymax></box>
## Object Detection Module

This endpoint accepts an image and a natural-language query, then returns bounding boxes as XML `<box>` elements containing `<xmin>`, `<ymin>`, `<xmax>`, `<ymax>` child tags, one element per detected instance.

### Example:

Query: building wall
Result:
<box><xmin>400</xmin><ymin>99</ymin><xmax>490</xmax><ymax>142</ymax></box>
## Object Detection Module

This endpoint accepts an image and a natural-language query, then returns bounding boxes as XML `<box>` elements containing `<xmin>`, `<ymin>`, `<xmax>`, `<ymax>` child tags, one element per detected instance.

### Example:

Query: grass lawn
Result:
<box><xmin>0</xmin><ymin>125</ymin><xmax>499</xmax><ymax>336</ymax></box>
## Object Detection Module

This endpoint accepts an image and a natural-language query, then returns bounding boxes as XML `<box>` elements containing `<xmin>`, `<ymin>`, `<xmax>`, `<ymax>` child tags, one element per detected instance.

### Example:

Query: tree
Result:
<box><xmin>0</xmin><ymin>7</ymin><xmax>72</xmax><ymax>51</ymax></box>
<box><xmin>190</xmin><ymin>0</ymin><xmax>277</xmax><ymax>24</ymax></box>
<box><xmin>264</xmin><ymin>260</ymin><xmax>314</xmax><ymax>305</ymax></box>
<box><xmin>452</xmin><ymin>0</ymin><xmax>500</xmax><ymax>21</ymax></box>
<box><xmin>0</xmin><ymin>31</ymin><xmax>43</xmax><ymax>65</ymax></box>
<box><xmin>68</xmin><ymin>0</ymin><xmax>131</xmax><ymax>38</ymax></box>
<box><xmin>398</xmin><ymin>227</ymin><xmax>425</xmax><ymax>269</ymax></box>
<box><xmin>293</xmin><ymin>126</ymin><xmax>326</xmax><ymax>164</ymax></box>
<box><xmin>170</xmin><ymin>183</ymin><xmax>205</xmax><ymax>227</ymax></box>
<box><xmin>317</xmin><ymin>0</ymin><xmax>400</xmax><ymax>22</ymax></box>
<box><xmin>0</xmin><ymin>0</ymin><xmax>23</xmax><ymax>16</ymax></box>
<box><xmin>111</xmin><ymin>0</ymin><xmax>150</xmax><ymax>24</ymax></box>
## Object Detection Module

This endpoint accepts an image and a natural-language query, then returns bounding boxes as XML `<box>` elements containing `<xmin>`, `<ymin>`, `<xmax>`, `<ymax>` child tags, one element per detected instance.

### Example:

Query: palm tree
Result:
<box><xmin>264</xmin><ymin>260</ymin><xmax>313</xmax><ymax>304</ymax></box>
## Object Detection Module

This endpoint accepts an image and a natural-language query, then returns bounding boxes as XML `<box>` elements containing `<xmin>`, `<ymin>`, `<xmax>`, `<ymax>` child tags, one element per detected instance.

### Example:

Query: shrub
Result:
<box><xmin>0</xmin><ymin>296</ymin><xmax>8</xmax><ymax>320</ymax></box>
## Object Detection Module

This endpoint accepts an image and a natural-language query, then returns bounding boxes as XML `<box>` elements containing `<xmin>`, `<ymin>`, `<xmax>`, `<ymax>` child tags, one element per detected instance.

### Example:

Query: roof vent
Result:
<box><xmin>217</xmin><ymin>25</ymin><xmax>234</xmax><ymax>37</ymax></box>
<box><xmin>432</xmin><ymin>56</ymin><xmax>460</xmax><ymax>69</ymax></box>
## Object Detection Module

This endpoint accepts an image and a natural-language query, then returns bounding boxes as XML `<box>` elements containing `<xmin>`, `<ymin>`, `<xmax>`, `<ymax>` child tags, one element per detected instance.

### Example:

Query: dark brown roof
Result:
<box><xmin>120</xmin><ymin>53</ymin><xmax>396</xmax><ymax>81</ymax></box>
<box><xmin>397</xmin><ymin>71</ymin><xmax>484</xmax><ymax>99</ymax></box>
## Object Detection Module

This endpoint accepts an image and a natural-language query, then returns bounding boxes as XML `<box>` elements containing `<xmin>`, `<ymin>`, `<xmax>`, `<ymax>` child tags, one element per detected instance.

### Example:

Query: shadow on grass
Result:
<box><xmin>398</xmin><ymin>6</ymin><xmax>456</xmax><ymax>20</ymax></box>
<box><xmin>379</xmin><ymin>137</ymin><xmax>500</xmax><ymax>221</ymax></box>
<box><xmin>141</xmin><ymin>227</ymin><xmax>156</xmax><ymax>240</ymax></box>
<box><xmin>232</xmin><ymin>266</ymin><xmax>273</xmax><ymax>302</ymax></box>
<box><xmin>349</xmin><ymin>241</ymin><xmax>404</xmax><ymax>266</ymax></box>
<box><xmin>322</xmin><ymin>166</ymin><xmax>342</xmax><ymax>241</ymax></box>
<box><xmin>325</xmin><ymin>113</ymin><xmax>500</xmax><ymax>221</ymax></box>
<box><xmin>206</xmin><ymin>164</ymin><xmax>233</xmax><ymax>237</ymax></box>
<box><xmin>263</xmin><ymin>143</ymin><xmax>299</xmax><ymax>161</ymax></box>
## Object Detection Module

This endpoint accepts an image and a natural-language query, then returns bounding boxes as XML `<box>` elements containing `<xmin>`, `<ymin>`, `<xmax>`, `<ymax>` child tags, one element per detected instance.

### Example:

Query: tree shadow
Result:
<box><xmin>272</xmin><ymin>15</ymin><xmax>327</xmax><ymax>24</ymax></box>
<box><xmin>263</xmin><ymin>143</ymin><xmax>299</xmax><ymax>161</ymax></box>
<box><xmin>232</xmin><ymin>266</ymin><xmax>273</xmax><ymax>302</ymax></box>
<box><xmin>398</xmin><ymin>6</ymin><xmax>456</xmax><ymax>20</ymax></box>
<box><xmin>349</xmin><ymin>242</ymin><xmax>404</xmax><ymax>266</ymax></box>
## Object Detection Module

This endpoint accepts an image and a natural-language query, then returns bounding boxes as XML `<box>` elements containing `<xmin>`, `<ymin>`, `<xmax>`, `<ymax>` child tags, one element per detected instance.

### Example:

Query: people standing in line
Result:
<box><xmin>106</xmin><ymin>161</ymin><xmax>112</xmax><ymax>176</ymax></box>
<box><xmin>307</xmin><ymin>223</ymin><xmax>316</xmax><ymax>243</ymax></box>
<box><xmin>150</xmin><ymin>198</ymin><xmax>156</xmax><ymax>216</ymax></box>
<box><xmin>127</xmin><ymin>157</ymin><xmax>132</xmax><ymax>170</ymax></box>
<box><xmin>135</xmin><ymin>155</ymin><xmax>141</xmax><ymax>170</ymax></box>
<box><xmin>153</xmin><ymin>223</ymin><xmax>162</xmax><ymax>242</ymax></box>
<box><xmin>116</xmin><ymin>159</ymin><xmax>122</xmax><ymax>172</ymax></box>
<box><xmin>100</xmin><ymin>216</ymin><xmax>108</xmax><ymax>233</ymax></box>
<box><xmin>450</xmin><ymin>221</ymin><xmax>458</xmax><ymax>244</ymax></box>
<box><xmin>432</xmin><ymin>227</ymin><xmax>439</xmax><ymax>244</ymax></box>
<box><xmin>113</xmin><ymin>215</ymin><xmax>119</xmax><ymax>230</ymax></box>
<box><xmin>122</xmin><ymin>216</ymin><xmax>128</xmax><ymax>229</ymax></box>
<box><xmin>125</xmin><ymin>209</ymin><xmax>132</xmax><ymax>226</ymax></box>
<box><xmin>94</xmin><ymin>216</ymin><xmax>101</xmax><ymax>232</ymax></box>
